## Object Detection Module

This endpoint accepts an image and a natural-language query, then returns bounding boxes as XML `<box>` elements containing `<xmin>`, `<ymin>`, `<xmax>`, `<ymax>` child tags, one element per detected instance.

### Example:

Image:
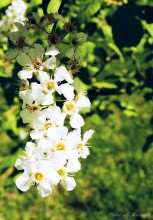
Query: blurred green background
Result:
<box><xmin>0</xmin><ymin>0</ymin><xmax>153</xmax><ymax>219</ymax></box>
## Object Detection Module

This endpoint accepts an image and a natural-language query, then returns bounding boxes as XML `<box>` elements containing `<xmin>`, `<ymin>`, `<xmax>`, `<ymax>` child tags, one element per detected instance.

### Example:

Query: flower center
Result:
<box><xmin>44</xmin><ymin>121</ymin><xmax>52</xmax><ymax>130</ymax></box>
<box><xmin>57</xmin><ymin>168</ymin><xmax>67</xmax><ymax>178</ymax></box>
<box><xmin>55</xmin><ymin>142</ymin><xmax>66</xmax><ymax>151</ymax></box>
<box><xmin>29</xmin><ymin>104</ymin><xmax>41</xmax><ymax>113</ymax></box>
<box><xmin>45</xmin><ymin>80</ymin><xmax>56</xmax><ymax>91</ymax></box>
<box><xmin>34</xmin><ymin>172</ymin><xmax>44</xmax><ymax>182</ymax></box>
<box><xmin>76</xmin><ymin>143</ymin><xmax>83</xmax><ymax>150</ymax></box>
<box><xmin>63</xmin><ymin>101</ymin><xmax>75</xmax><ymax>115</ymax></box>
<box><xmin>32</xmin><ymin>59</ymin><xmax>43</xmax><ymax>71</ymax></box>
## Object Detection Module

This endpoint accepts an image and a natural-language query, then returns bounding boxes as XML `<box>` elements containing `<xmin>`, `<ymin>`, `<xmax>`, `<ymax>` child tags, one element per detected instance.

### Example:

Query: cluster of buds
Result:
<box><xmin>6</xmin><ymin>11</ymin><xmax>94</xmax><ymax>197</ymax></box>
<box><xmin>0</xmin><ymin>0</ymin><xmax>27</xmax><ymax>40</ymax></box>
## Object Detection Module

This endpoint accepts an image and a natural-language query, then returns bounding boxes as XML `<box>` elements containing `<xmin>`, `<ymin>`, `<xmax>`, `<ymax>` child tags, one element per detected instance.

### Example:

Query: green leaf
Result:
<box><xmin>123</xmin><ymin>109</ymin><xmax>138</xmax><ymax>117</ymax></box>
<box><xmin>79</xmin><ymin>1</ymin><xmax>101</xmax><ymax>23</ymax></box>
<box><xmin>5</xmin><ymin>49</ymin><xmax>18</xmax><ymax>59</ymax></box>
<box><xmin>72</xmin><ymin>77</ymin><xmax>88</xmax><ymax>92</ymax></box>
<box><xmin>47</xmin><ymin>0</ymin><xmax>62</xmax><ymax>13</ymax></box>
<box><xmin>16</xmin><ymin>53</ymin><xmax>31</xmax><ymax>67</ymax></box>
<box><xmin>93</xmin><ymin>82</ymin><xmax>117</xmax><ymax>89</ymax></box>
<box><xmin>0</xmin><ymin>149</ymin><xmax>23</xmax><ymax>171</ymax></box>
<box><xmin>0</xmin><ymin>0</ymin><xmax>11</xmax><ymax>8</ymax></box>
<box><xmin>108</xmin><ymin>42</ymin><xmax>124</xmax><ymax>63</ymax></box>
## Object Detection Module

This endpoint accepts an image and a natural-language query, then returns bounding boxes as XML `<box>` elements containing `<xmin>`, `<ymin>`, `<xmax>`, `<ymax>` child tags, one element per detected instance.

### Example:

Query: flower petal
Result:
<box><xmin>44</xmin><ymin>57</ymin><xmax>56</xmax><ymax>69</ymax></box>
<box><xmin>37</xmin><ymin>71</ymin><xmax>50</xmax><ymax>83</ymax></box>
<box><xmin>76</xmin><ymin>95</ymin><xmax>91</xmax><ymax>109</ymax></box>
<box><xmin>37</xmin><ymin>181</ymin><xmax>52</xmax><ymax>197</ymax></box>
<box><xmin>30</xmin><ymin>130</ymin><xmax>46</xmax><ymax>140</ymax></box>
<box><xmin>70</xmin><ymin>113</ymin><xmax>84</xmax><ymax>128</ymax></box>
<box><xmin>83</xmin><ymin>129</ymin><xmax>94</xmax><ymax>143</ymax></box>
<box><xmin>54</xmin><ymin>66</ymin><xmax>73</xmax><ymax>83</ymax></box>
<box><xmin>18</xmin><ymin>70</ymin><xmax>33</xmax><ymax>80</ymax></box>
<box><xmin>45</xmin><ymin>45</ymin><xmax>60</xmax><ymax>56</ymax></box>
<box><xmin>57</xmin><ymin>83</ymin><xmax>74</xmax><ymax>100</ymax></box>
<box><xmin>16</xmin><ymin>174</ymin><xmax>31</xmax><ymax>192</ymax></box>
<box><xmin>62</xmin><ymin>177</ymin><xmax>76</xmax><ymax>191</ymax></box>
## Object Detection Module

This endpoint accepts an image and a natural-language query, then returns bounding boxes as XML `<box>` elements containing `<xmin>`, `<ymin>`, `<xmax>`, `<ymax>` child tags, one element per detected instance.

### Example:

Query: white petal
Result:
<box><xmin>30</xmin><ymin>130</ymin><xmax>46</xmax><ymax>140</ymax></box>
<box><xmin>54</xmin><ymin>66</ymin><xmax>73</xmax><ymax>83</ymax></box>
<box><xmin>66</xmin><ymin>130</ymin><xmax>81</xmax><ymax>149</ymax></box>
<box><xmin>45</xmin><ymin>45</ymin><xmax>60</xmax><ymax>56</ymax></box>
<box><xmin>67</xmin><ymin>157</ymin><xmax>81</xmax><ymax>172</ymax></box>
<box><xmin>37</xmin><ymin>71</ymin><xmax>50</xmax><ymax>83</ymax></box>
<box><xmin>19</xmin><ymin>90</ymin><xmax>33</xmax><ymax>106</ymax></box>
<box><xmin>50</xmin><ymin>151</ymin><xmax>67</xmax><ymax>168</ymax></box>
<box><xmin>70</xmin><ymin>113</ymin><xmax>84</xmax><ymax>128</ymax></box>
<box><xmin>43</xmin><ymin>106</ymin><xmax>60</xmax><ymax>122</ymax></box>
<box><xmin>37</xmin><ymin>138</ymin><xmax>52</xmax><ymax>150</ymax></box>
<box><xmin>79</xmin><ymin>147</ymin><xmax>90</xmax><ymax>159</ymax></box>
<box><xmin>83</xmin><ymin>129</ymin><xmax>94</xmax><ymax>143</ymax></box>
<box><xmin>62</xmin><ymin>177</ymin><xmax>76</xmax><ymax>191</ymax></box>
<box><xmin>15</xmin><ymin>158</ymin><xmax>23</xmax><ymax>170</ymax></box>
<box><xmin>47</xmin><ymin>126</ymin><xmax>68</xmax><ymax>141</ymax></box>
<box><xmin>44</xmin><ymin>57</ymin><xmax>56</xmax><ymax>69</ymax></box>
<box><xmin>57</xmin><ymin>83</ymin><xmax>74</xmax><ymax>100</ymax></box>
<box><xmin>16</xmin><ymin>174</ymin><xmax>31</xmax><ymax>192</ymax></box>
<box><xmin>25</xmin><ymin>142</ymin><xmax>36</xmax><ymax>155</ymax></box>
<box><xmin>76</xmin><ymin>95</ymin><xmax>91</xmax><ymax>109</ymax></box>
<box><xmin>45</xmin><ymin>169</ymin><xmax>60</xmax><ymax>186</ymax></box>
<box><xmin>55</xmin><ymin>113</ymin><xmax>66</xmax><ymax>126</ymax></box>
<box><xmin>18</xmin><ymin>70</ymin><xmax>33</xmax><ymax>80</ymax></box>
<box><xmin>30</xmin><ymin>110</ymin><xmax>45</xmax><ymax>129</ymax></box>
<box><xmin>20</xmin><ymin>109</ymin><xmax>31</xmax><ymax>124</ymax></box>
<box><xmin>41</xmin><ymin>93</ymin><xmax>54</xmax><ymax>105</ymax></box>
<box><xmin>31</xmin><ymin>83</ymin><xmax>43</xmax><ymax>104</ymax></box>
<box><xmin>37</xmin><ymin>181</ymin><xmax>52</xmax><ymax>197</ymax></box>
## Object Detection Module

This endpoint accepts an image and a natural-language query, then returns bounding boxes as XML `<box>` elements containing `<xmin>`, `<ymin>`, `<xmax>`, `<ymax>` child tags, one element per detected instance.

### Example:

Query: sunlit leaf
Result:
<box><xmin>47</xmin><ymin>0</ymin><xmax>62</xmax><ymax>13</ymax></box>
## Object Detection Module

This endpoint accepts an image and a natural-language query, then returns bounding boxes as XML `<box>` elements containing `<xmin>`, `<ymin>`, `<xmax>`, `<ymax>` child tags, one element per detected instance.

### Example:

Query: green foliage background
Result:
<box><xmin>0</xmin><ymin>0</ymin><xmax>153</xmax><ymax>219</ymax></box>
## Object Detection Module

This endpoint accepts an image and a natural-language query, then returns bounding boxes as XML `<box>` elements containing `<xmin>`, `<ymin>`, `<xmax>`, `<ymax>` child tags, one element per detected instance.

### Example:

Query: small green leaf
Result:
<box><xmin>47</xmin><ymin>0</ymin><xmax>62</xmax><ymax>13</ymax></box>
<box><xmin>0</xmin><ymin>149</ymin><xmax>23</xmax><ymax>171</ymax></box>
<box><xmin>93</xmin><ymin>82</ymin><xmax>117</xmax><ymax>89</ymax></box>
<box><xmin>72</xmin><ymin>77</ymin><xmax>88</xmax><ymax>92</ymax></box>
<box><xmin>5</xmin><ymin>49</ymin><xmax>18</xmax><ymax>59</ymax></box>
<box><xmin>16</xmin><ymin>53</ymin><xmax>31</xmax><ymax>67</ymax></box>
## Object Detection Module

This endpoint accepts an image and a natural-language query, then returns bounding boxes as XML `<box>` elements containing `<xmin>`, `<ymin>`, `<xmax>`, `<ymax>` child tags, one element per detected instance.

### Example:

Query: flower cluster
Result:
<box><xmin>7</xmin><ymin>12</ymin><xmax>94</xmax><ymax>197</ymax></box>
<box><xmin>0</xmin><ymin>0</ymin><xmax>27</xmax><ymax>40</ymax></box>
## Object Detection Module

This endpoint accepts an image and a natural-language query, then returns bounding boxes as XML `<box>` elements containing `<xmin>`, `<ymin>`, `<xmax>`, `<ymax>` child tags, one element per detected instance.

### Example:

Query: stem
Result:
<box><xmin>36</xmin><ymin>23</ymin><xmax>50</xmax><ymax>34</ymax></box>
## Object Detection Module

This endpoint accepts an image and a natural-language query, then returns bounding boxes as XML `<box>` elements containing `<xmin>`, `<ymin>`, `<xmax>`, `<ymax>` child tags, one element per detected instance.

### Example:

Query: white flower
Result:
<box><xmin>30</xmin><ymin>106</ymin><xmax>66</xmax><ymax>140</ymax></box>
<box><xmin>19</xmin><ymin>81</ymin><xmax>54</xmax><ymax>108</ymax></box>
<box><xmin>0</xmin><ymin>0</ymin><xmax>27</xmax><ymax>36</ymax></box>
<box><xmin>37</xmin><ymin>67</ymin><xmax>75</xmax><ymax>101</ymax></box>
<box><xmin>47</xmin><ymin>126</ymin><xmax>81</xmax><ymax>169</ymax></box>
<box><xmin>62</xmin><ymin>92</ymin><xmax>91</xmax><ymax>128</ymax></box>
<box><xmin>75</xmin><ymin>129</ymin><xmax>94</xmax><ymax>158</ymax></box>
<box><xmin>16</xmin><ymin>160</ymin><xmax>60</xmax><ymax>197</ymax></box>
<box><xmin>15</xmin><ymin>142</ymin><xmax>42</xmax><ymax>170</ymax></box>
<box><xmin>57</xmin><ymin>166</ymin><xmax>76</xmax><ymax>191</ymax></box>
<box><xmin>17</xmin><ymin>44</ymin><xmax>58</xmax><ymax>80</ymax></box>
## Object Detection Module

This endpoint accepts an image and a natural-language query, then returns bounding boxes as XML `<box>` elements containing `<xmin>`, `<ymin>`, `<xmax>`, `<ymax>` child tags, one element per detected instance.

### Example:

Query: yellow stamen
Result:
<box><xmin>34</xmin><ymin>172</ymin><xmax>44</xmax><ymax>182</ymax></box>
<box><xmin>56</xmin><ymin>142</ymin><xmax>66</xmax><ymax>151</ymax></box>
